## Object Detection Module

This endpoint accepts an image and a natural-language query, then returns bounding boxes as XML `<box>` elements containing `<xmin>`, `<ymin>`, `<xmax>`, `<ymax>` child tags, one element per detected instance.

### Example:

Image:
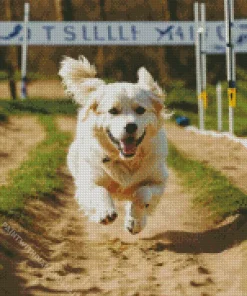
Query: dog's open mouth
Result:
<box><xmin>107</xmin><ymin>130</ymin><xmax>146</xmax><ymax>158</ymax></box>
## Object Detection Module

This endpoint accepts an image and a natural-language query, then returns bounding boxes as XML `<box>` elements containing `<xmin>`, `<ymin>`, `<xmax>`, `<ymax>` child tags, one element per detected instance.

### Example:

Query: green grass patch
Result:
<box><xmin>0</xmin><ymin>108</ymin><xmax>8</xmax><ymax>123</ymax></box>
<box><xmin>166</xmin><ymin>69</ymin><xmax>247</xmax><ymax>137</ymax></box>
<box><xmin>168</xmin><ymin>142</ymin><xmax>247</xmax><ymax>220</ymax></box>
<box><xmin>0</xmin><ymin>115</ymin><xmax>71</xmax><ymax>220</ymax></box>
<box><xmin>0</xmin><ymin>98</ymin><xmax>77</xmax><ymax>116</ymax></box>
<box><xmin>0</xmin><ymin>70</ymin><xmax>59</xmax><ymax>82</ymax></box>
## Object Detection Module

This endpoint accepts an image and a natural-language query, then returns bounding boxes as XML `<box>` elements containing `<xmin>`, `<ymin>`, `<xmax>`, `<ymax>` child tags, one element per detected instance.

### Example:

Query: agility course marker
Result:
<box><xmin>201</xmin><ymin>4</ymin><xmax>207</xmax><ymax>111</ymax></box>
<box><xmin>201</xmin><ymin>90</ymin><xmax>208</xmax><ymax>109</ymax></box>
<box><xmin>216</xmin><ymin>82</ymin><xmax>223</xmax><ymax>132</ymax></box>
<box><xmin>228</xmin><ymin>88</ymin><xmax>236</xmax><ymax>107</ymax></box>
<box><xmin>20</xmin><ymin>3</ymin><xmax>29</xmax><ymax>99</ymax></box>
<box><xmin>224</xmin><ymin>0</ymin><xmax>236</xmax><ymax>135</ymax></box>
<box><xmin>194</xmin><ymin>2</ymin><xmax>207</xmax><ymax>131</ymax></box>
<box><xmin>194</xmin><ymin>3</ymin><xmax>203</xmax><ymax>130</ymax></box>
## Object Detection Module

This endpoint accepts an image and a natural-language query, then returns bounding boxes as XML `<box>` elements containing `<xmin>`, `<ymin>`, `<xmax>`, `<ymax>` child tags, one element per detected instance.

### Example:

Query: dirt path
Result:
<box><xmin>0</xmin><ymin>81</ymin><xmax>64</xmax><ymax>99</ymax></box>
<box><xmin>0</xmin><ymin>117</ymin><xmax>246</xmax><ymax>296</ymax></box>
<box><xmin>0</xmin><ymin>116</ymin><xmax>45</xmax><ymax>186</ymax></box>
<box><xmin>165</xmin><ymin>122</ymin><xmax>247</xmax><ymax>194</ymax></box>
<box><xmin>0</xmin><ymin>115</ymin><xmax>45</xmax><ymax>295</ymax></box>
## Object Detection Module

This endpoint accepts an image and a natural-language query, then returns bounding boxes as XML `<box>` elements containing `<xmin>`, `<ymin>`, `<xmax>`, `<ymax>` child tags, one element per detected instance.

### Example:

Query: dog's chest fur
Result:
<box><xmin>99</xmin><ymin>151</ymin><xmax>157</xmax><ymax>197</ymax></box>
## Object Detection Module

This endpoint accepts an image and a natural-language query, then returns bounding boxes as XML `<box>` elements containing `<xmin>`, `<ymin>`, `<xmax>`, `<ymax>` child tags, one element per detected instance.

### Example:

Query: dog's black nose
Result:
<box><xmin>125</xmin><ymin>123</ymin><xmax>138</xmax><ymax>134</ymax></box>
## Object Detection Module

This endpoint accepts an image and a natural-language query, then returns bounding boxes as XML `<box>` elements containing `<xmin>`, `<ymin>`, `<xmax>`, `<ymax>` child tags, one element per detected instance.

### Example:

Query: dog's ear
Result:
<box><xmin>137</xmin><ymin>67</ymin><xmax>166</xmax><ymax>115</ymax></box>
<box><xmin>58</xmin><ymin>55</ymin><xmax>105</xmax><ymax>105</ymax></box>
<box><xmin>151</xmin><ymin>96</ymin><xmax>164</xmax><ymax>114</ymax></box>
<box><xmin>137</xmin><ymin>67</ymin><xmax>165</xmax><ymax>98</ymax></box>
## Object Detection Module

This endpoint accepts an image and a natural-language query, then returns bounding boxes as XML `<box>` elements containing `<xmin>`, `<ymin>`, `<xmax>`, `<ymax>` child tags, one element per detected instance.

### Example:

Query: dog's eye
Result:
<box><xmin>109</xmin><ymin>108</ymin><xmax>120</xmax><ymax>115</ymax></box>
<box><xmin>135</xmin><ymin>106</ymin><xmax>146</xmax><ymax>115</ymax></box>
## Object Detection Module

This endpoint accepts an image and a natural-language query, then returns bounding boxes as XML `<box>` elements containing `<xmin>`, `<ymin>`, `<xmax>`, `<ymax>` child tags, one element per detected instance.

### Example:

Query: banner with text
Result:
<box><xmin>1</xmin><ymin>21</ymin><xmax>247</xmax><ymax>54</ymax></box>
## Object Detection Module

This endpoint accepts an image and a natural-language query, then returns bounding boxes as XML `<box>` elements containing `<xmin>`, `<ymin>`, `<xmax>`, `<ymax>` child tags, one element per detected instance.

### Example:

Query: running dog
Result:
<box><xmin>59</xmin><ymin>56</ymin><xmax>168</xmax><ymax>234</ymax></box>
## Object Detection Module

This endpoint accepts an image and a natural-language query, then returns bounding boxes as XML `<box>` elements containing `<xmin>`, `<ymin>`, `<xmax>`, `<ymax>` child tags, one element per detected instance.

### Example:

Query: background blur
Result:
<box><xmin>1</xmin><ymin>0</ymin><xmax>247</xmax><ymax>87</ymax></box>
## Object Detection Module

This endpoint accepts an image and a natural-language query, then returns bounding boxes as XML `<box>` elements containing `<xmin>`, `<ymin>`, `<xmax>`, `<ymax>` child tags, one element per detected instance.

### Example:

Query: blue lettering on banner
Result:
<box><xmin>94</xmin><ymin>26</ymin><xmax>105</xmax><ymax>41</ymax></box>
<box><xmin>189</xmin><ymin>25</ymin><xmax>194</xmax><ymax>41</ymax></box>
<box><xmin>19</xmin><ymin>28</ymin><xmax>31</xmax><ymax>41</ymax></box>
<box><xmin>0</xmin><ymin>24</ymin><xmax>22</xmax><ymax>40</ymax></box>
<box><xmin>131</xmin><ymin>25</ymin><xmax>140</xmax><ymax>41</ymax></box>
<box><xmin>108</xmin><ymin>26</ymin><xmax>117</xmax><ymax>41</ymax></box>
<box><xmin>82</xmin><ymin>25</ymin><xmax>91</xmax><ymax>41</ymax></box>
<box><xmin>64</xmin><ymin>25</ymin><xmax>76</xmax><ymax>41</ymax></box>
<box><xmin>237</xmin><ymin>22</ymin><xmax>247</xmax><ymax>46</ymax></box>
<box><xmin>156</xmin><ymin>26</ymin><xmax>174</xmax><ymax>41</ymax></box>
<box><xmin>236</xmin><ymin>34</ymin><xmax>247</xmax><ymax>46</ymax></box>
<box><xmin>216</xmin><ymin>24</ymin><xmax>225</xmax><ymax>41</ymax></box>
<box><xmin>42</xmin><ymin>25</ymin><xmax>55</xmax><ymax>41</ymax></box>
<box><xmin>119</xmin><ymin>26</ymin><xmax>128</xmax><ymax>41</ymax></box>
<box><xmin>0</xmin><ymin>21</ymin><xmax>247</xmax><ymax>54</ymax></box>
<box><xmin>175</xmin><ymin>26</ymin><xmax>184</xmax><ymax>40</ymax></box>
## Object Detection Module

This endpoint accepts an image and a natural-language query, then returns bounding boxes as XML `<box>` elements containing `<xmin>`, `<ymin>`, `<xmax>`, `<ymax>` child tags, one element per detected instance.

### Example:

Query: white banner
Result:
<box><xmin>0</xmin><ymin>21</ymin><xmax>247</xmax><ymax>54</ymax></box>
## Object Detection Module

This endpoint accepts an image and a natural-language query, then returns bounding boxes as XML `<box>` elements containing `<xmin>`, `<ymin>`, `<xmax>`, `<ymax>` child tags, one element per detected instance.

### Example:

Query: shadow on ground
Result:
<box><xmin>0</xmin><ymin>239</ymin><xmax>28</xmax><ymax>296</ymax></box>
<box><xmin>144</xmin><ymin>215</ymin><xmax>247</xmax><ymax>254</ymax></box>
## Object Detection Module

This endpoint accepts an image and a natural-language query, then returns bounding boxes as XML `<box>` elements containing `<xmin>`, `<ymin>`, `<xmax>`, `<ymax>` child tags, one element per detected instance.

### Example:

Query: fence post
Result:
<box><xmin>224</xmin><ymin>0</ymin><xmax>236</xmax><ymax>135</ymax></box>
<box><xmin>201</xmin><ymin>3</ymin><xmax>207</xmax><ymax>110</ymax></box>
<box><xmin>194</xmin><ymin>2</ymin><xmax>204</xmax><ymax>131</ymax></box>
<box><xmin>21</xmin><ymin>2</ymin><xmax>30</xmax><ymax>99</ymax></box>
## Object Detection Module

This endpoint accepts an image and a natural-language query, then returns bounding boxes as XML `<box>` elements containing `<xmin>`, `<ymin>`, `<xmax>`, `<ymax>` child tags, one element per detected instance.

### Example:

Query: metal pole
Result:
<box><xmin>21</xmin><ymin>3</ymin><xmax>29</xmax><ymax>99</ymax></box>
<box><xmin>194</xmin><ymin>2</ymin><xmax>204</xmax><ymax>131</ymax></box>
<box><xmin>224</xmin><ymin>0</ymin><xmax>236</xmax><ymax>135</ymax></box>
<box><xmin>216</xmin><ymin>82</ymin><xmax>222</xmax><ymax>132</ymax></box>
<box><xmin>201</xmin><ymin>3</ymin><xmax>207</xmax><ymax>110</ymax></box>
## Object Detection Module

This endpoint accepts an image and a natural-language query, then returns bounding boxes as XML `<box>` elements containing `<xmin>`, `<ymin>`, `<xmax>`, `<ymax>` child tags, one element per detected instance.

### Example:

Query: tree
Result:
<box><xmin>4</xmin><ymin>0</ymin><xmax>17</xmax><ymax>99</ymax></box>
<box><xmin>54</xmin><ymin>0</ymin><xmax>74</xmax><ymax>21</ymax></box>
<box><xmin>95</xmin><ymin>0</ymin><xmax>106</xmax><ymax>76</ymax></box>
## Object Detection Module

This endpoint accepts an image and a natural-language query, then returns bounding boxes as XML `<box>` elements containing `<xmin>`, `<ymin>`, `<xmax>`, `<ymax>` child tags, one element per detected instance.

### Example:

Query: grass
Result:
<box><xmin>0</xmin><ymin>74</ymin><xmax>246</xmax><ymax>271</ymax></box>
<box><xmin>167</xmin><ymin>143</ymin><xmax>247</xmax><ymax>220</ymax></box>
<box><xmin>166</xmin><ymin>69</ymin><xmax>247</xmax><ymax>137</ymax></box>
<box><xmin>0</xmin><ymin>98</ymin><xmax>77</xmax><ymax>116</ymax></box>
<box><xmin>0</xmin><ymin>115</ymin><xmax>71</xmax><ymax>222</ymax></box>
<box><xmin>0</xmin><ymin>70</ymin><xmax>59</xmax><ymax>82</ymax></box>
<box><xmin>0</xmin><ymin>110</ymin><xmax>8</xmax><ymax>123</ymax></box>
<box><xmin>0</xmin><ymin>106</ymin><xmax>9</xmax><ymax>123</ymax></box>
<box><xmin>0</xmin><ymin>75</ymin><xmax>246</xmax><ymax>221</ymax></box>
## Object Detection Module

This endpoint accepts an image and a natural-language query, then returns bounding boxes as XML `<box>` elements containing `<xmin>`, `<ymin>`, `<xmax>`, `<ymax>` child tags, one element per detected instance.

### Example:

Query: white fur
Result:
<box><xmin>59</xmin><ymin>55</ymin><xmax>105</xmax><ymax>104</ymax></box>
<box><xmin>59</xmin><ymin>55</ymin><xmax>169</xmax><ymax>234</ymax></box>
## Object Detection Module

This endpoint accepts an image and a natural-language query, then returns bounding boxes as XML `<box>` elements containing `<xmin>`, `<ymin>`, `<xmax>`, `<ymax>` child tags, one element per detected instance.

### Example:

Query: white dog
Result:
<box><xmin>59</xmin><ymin>56</ymin><xmax>168</xmax><ymax>234</ymax></box>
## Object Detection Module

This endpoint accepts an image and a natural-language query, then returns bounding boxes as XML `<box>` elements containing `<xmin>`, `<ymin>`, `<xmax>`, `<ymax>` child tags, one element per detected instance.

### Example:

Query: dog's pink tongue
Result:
<box><xmin>121</xmin><ymin>142</ymin><xmax>136</xmax><ymax>155</ymax></box>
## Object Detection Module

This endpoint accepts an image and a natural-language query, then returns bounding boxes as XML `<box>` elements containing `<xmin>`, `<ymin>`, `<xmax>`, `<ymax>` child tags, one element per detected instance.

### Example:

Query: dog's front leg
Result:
<box><xmin>134</xmin><ymin>184</ymin><xmax>166</xmax><ymax>209</ymax></box>
<box><xmin>125</xmin><ymin>184</ymin><xmax>165</xmax><ymax>234</ymax></box>
<box><xmin>76</xmin><ymin>185</ymin><xmax>117</xmax><ymax>225</ymax></box>
<box><xmin>124</xmin><ymin>201</ymin><xmax>147</xmax><ymax>235</ymax></box>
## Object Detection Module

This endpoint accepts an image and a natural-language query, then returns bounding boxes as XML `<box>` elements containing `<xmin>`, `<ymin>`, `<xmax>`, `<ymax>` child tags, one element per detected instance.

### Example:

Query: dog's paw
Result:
<box><xmin>124</xmin><ymin>215</ymin><xmax>147</xmax><ymax>235</ymax></box>
<box><xmin>134</xmin><ymin>187</ymin><xmax>152</xmax><ymax>209</ymax></box>
<box><xmin>89</xmin><ymin>207</ymin><xmax>118</xmax><ymax>225</ymax></box>
<box><xmin>99</xmin><ymin>211</ymin><xmax>118</xmax><ymax>225</ymax></box>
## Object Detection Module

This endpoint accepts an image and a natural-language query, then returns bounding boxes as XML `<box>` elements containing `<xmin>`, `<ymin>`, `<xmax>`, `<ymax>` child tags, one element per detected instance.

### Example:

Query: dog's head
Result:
<box><xmin>59</xmin><ymin>56</ymin><xmax>166</xmax><ymax>160</ymax></box>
